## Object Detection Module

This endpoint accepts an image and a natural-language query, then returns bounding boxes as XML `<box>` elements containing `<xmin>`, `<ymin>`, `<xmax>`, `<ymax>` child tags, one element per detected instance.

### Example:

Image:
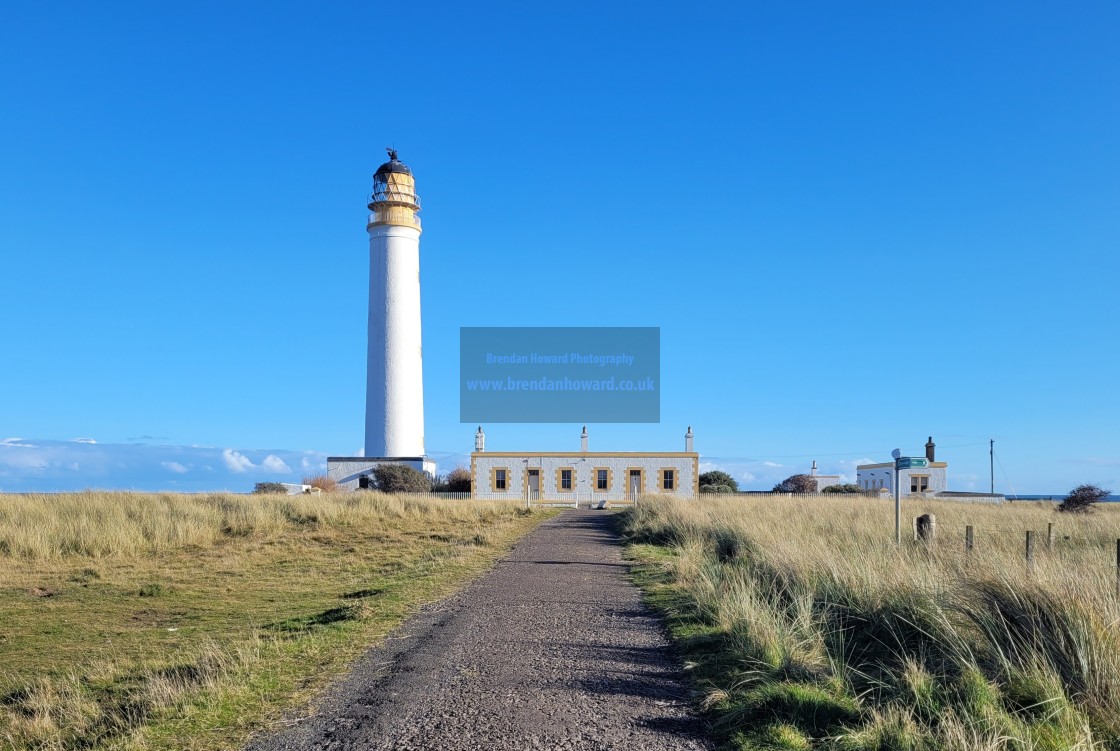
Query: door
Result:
<box><xmin>629</xmin><ymin>470</ymin><xmax>642</xmax><ymax>500</ymax></box>
<box><xmin>527</xmin><ymin>469</ymin><xmax>540</xmax><ymax>502</ymax></box>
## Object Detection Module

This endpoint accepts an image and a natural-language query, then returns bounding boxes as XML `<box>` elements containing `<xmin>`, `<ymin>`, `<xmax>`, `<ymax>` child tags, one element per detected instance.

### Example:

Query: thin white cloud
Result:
<box><xmin>300</xmin><ymin>456</ymin><xmax>327</xmax><ymax>472</ymax></box>
<box><xmin>0</xmin><ymin>441</ymin><xmax>329</xmax><ymax>491</ymax></box>
<box><xmin>222</xmin><ymin>449</ymin><xmax>256</xmax><ymax>473</ymax></box>
<box><xmin>762</xmin><ymin>461</ymin><xmax>784</xmax><ymax>468</ymax></box>
<box><xmin>71</xmin><ymin>438</ymin><xmax>97</xmax><ymax>444</ymax></box>
<box><xmin>1070</xmin><ymin>457</ymin><xmax>1120</xmax><ymax>467</ymax></box>
<box><xmin>260</xmin><ymin>455</ymin><xmax>291</xmax><ymax>474</ymax></box>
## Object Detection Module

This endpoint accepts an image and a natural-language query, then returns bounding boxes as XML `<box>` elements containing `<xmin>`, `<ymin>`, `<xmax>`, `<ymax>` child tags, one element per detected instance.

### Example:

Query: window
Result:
<box><xmin>556</xmin><ymin>467</ymin><xmax>574</xmax><ymax>492</ymax></box>
<box><xmin>654</xmin><ymin>470</ymin><xmax>676</xmax><ymax>492</ymax></box>
<box><xmin>910</xmin><ymin>475</ymin><xmax>929</xmax><ymax>494</ymax></box>
<box><xmin>594</xmin><ymin>468</ymin><xmax>610</xmax><ymax>491</ymax></box>
<box><xmin>491</xmin><ymin>467</ymin><xmax>509</xmax><ymax>491</ymax></box>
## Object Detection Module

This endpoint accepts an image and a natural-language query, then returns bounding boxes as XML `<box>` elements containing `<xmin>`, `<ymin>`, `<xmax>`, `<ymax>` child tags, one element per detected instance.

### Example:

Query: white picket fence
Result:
<box><xmin>390</xmin><ymin>492</ymin><xmax>474</xmax><ymax>501</ymax></box>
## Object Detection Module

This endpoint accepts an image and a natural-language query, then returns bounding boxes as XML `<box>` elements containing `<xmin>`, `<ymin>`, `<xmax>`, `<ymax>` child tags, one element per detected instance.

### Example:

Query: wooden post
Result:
<box><xmin>1115</xmin><ymin>540</ymin><xmax>1119</xmax><ymax>598</ymax></box>
<box><xmin>913</xmin><ymin>516</ymin><xmax>919</xmax><ymax>542</ymax></box>
<box><xmin>1047</xmin><ymin>523</ymin><xmax>1054</xmax><ymax>551</ymax></box>
<box><xmin>1025</xmin><ymin>531</ymin><xmax>1035</xmax><ymax>568</ymax></box>
<box><xmin>965</xmin><ymin>525</ymin><xmax>974</xmax><ymax>553</ymax></box>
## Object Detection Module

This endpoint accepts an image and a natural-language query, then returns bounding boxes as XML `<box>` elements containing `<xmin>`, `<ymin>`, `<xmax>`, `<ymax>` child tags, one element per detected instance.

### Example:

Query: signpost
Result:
<box><xmin>892</xmin><ymin>449</ymin><xmax>902</xmax><ymax>545</ymax></box>
<box><xmin>891</xmin><ymin>451</ymin><xmax>928</xmax><ymax>545</ymax></box>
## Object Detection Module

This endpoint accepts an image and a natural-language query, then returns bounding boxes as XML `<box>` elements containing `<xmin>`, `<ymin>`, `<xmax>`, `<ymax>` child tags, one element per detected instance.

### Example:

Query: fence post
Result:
<box><xmin>1115</xmin><ymin>540</ymin><xmax>1119</xmax><ymax>598</ymax></box>
<box><xmin>965</xmin><ymin>524</ymin><xmax>974</xmax><ymax>553</ymax></box>
<box><xmin>913</xmin><ymin>517</ymin><xmax>919</xmax><ymax>542</ymax></box>
<box><xmin>1047</xmin><ymin>523</ymin><xmax>1054</xmax><ymax>551</ymax></box>
<box><xmin>1025</xmin><ymin>531</ymin><xmax>1035</xmax><ymax>568</ymax></box>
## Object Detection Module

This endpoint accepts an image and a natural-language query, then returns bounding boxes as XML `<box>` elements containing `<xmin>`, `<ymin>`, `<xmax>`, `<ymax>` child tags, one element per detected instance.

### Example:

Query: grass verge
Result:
<box><xmin>0</xmin><ymin>491</ymin><xmax>555</xmax><ymax>750</ymax></box>
<box><xmin>622</xmin><ymin>496</ymin><xmax>1120</xmax><ymax>751</ymax></box>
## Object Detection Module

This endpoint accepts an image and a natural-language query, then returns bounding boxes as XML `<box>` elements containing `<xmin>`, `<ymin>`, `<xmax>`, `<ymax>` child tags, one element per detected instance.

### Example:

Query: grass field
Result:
<box><xmin>622</xmin><ymin>496</ymin><xmax>1120</xmax><ymax>751</ymax></box>
<box><xmin>0</xmin><ymin>491</ymin><xmax>554</xmax><ymax>750</ymax></box>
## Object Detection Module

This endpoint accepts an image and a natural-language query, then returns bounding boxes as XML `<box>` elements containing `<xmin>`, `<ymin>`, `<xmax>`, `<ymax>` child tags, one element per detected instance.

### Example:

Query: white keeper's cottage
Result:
<box><xmin>471</xmin><ymin>426</ymin><xmax>699</xmax><ymax>502</ymax></box>
<box><xmin>857</xmin><ymin>437</ymin><xmax>947</xmax><ymax>495</ymax></box>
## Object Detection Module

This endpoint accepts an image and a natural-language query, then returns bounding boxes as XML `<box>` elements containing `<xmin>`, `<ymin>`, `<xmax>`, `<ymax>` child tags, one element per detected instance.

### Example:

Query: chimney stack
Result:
<box><xmin>811</xmin><ymin>460</ymin><xmax>818</xmax><ymax>476</ymax></box>
<box><xmin>685</xmin><ymin>426</ymin><xmax>694</xmax><ymax>453</ymax></box>
<box><xmin>475</xmin><ymin>426</ymin><xmax>485</xmax><ymax>452</ymax></box>
<box><xmin>925</xmin><ymin>436</ymin><xmax>935</xmax><ymax>462</ymax></box>
<box><xmin>580</xmin><ymin>425</ymin><xmax>589</xmax><ymax>452</ymax></box>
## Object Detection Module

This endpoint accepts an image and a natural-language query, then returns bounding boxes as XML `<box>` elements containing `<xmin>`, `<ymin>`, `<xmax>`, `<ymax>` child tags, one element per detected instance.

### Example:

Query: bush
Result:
<box><xmin>822</xmin><ymin>484</ymin><xmax>864</xmax><ymax>494</ymax></box>
<box><xmin>772</xmin><ymin>474</ymin><xmax>818</xmax><ymax>493</ymax></box>
<box><xmin>700</xmin><ymin>470</ymin><xmax>739</xmax><ymax>492</ymax></box>
<box><xmin>701</xmin><ymin>484</ymin><xmax>734</xmax><ymax>494</ymax></box>
<box><xmin>302</xmin><ymin>474</ymin><xmax>337</xmax><ymax>493</ymax></box>
<box><xmin>1057</xmin><ymin>484</ymin><xmax>1110</xmax><ymax>514</ymax></box>
<box><xmin>252</xmin><ymin>482</ymin><xmax>287</xmax><ymax>495</ymax></box>
<box><xmin>370</xmin><ymin>464</ymin><xmax>432</xmax><ymax>493</ymax></box>
<box><xmin>445</xmin><ymin>467</ymin><xmax>471</xmax><ymax>493</ymax></box>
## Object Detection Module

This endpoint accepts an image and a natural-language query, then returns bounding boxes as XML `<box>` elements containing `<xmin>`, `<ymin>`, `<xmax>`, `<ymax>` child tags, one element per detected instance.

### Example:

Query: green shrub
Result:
<box><xmin>700</xmin><ymin>470</ymin><xmax>739</xmax><ymax>492</ymax></box>
<box><xmin>253</xmin><ymin>482</ymin><xmax>287</xmax><ymax>494</ymax></box>
<box><xmin>371</xmin><ymin>463</ymin><xmax>431</xmax><ymax>493</ymax></box>
<box><xmin>437</xmin><ymin>467</ymin><xmax>471</xmax><ymax>493</ymax></box>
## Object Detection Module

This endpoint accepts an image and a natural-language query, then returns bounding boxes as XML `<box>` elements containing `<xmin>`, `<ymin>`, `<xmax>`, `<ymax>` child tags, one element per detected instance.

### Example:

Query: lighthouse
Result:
<box><xmin>328</xmin><ymin>150</ymin><xmax>434</xmax><ymax>489</ymax></box>
<box><xmin>365</xmin><ymin>149</ymin><xmax>426</xmax><ymax>459</ymax></box>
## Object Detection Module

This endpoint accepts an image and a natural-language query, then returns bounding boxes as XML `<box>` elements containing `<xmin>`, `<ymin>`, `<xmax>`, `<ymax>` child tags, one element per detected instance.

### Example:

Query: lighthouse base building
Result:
<box><xmin>326</xmin><ymin>456</ymin><xmax>437</xmax><ymax>492</ymax></box>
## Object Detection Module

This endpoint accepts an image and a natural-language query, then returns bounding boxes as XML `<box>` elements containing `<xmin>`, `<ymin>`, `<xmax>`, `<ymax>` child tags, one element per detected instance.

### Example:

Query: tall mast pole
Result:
<box><xmin>990</xmin><ymin>439</ymin><xmax>994</xmax><ymax>495</ymax></box>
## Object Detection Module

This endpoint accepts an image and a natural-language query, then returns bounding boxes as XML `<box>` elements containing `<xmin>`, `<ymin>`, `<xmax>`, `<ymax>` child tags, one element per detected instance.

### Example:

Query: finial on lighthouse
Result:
<box><xmin>387</xmin><ymin>147</ymin><xmax>398</xmax><ymax>161</ymax></box>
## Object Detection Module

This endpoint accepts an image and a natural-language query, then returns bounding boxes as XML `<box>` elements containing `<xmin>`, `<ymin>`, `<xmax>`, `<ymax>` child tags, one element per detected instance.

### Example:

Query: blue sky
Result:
<box><xmin>1</xmin><ymin>1</ymin><xmax>1117</xmax><ymax>493</ymax></box>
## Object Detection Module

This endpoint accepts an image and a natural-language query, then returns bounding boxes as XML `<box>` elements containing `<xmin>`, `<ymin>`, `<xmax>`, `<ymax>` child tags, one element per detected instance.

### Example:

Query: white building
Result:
<box><xmin>808</xmin><ymin>460</ymin><xmax>841</xmax><ymax>492</ymax></box>
<box><xmin>328</xmin><ymin>150</ymin><xmax>435</xmax><ymax>490</ymax></box>
<box><xmin>857</xmin><ymin>437</ymin><xmax>947</xmax><ymax>496</ymax></box>
<box><xmin>471</xmin><ymin>426</ymin><xmax>699</xmax><ymax>503</ymax></box>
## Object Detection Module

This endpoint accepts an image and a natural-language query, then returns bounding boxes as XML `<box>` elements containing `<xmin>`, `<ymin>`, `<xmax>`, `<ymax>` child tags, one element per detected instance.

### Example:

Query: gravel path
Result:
<box><xmin>246</xmin><ymin>509</ymin><xmax>712</xmax><ymax>750</ymax></box>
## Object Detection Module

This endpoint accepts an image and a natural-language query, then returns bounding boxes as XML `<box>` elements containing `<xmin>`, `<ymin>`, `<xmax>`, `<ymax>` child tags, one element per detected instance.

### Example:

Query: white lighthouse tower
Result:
<box><xmin>327</xmin><ymin>150</ymin><xmax>434</xmax><ymax>489</ymax></box>
<box><xmin>365</xmin><ymin>149</ymin><xmax>426</xmax><ymax>460</ymax></box>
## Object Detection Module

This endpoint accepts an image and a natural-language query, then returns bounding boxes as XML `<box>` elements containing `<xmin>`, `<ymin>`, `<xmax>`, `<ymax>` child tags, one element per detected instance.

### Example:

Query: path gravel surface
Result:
<box><xmin>246</xmin><ymin>509</ymin><xmax>712</xmax><ymax>750</ymax></box>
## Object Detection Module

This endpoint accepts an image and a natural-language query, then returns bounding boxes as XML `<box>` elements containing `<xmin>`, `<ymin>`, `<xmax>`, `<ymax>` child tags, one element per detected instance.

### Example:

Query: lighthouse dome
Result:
<box><xmin>369</xmin><ymin>148</ymin><xmax>421</xmax><ymax>220</ymax></box>
<box><xmin>375</xmin><ymin>149</ymin><xmax>412</xmax><ymax>176</ymax></box>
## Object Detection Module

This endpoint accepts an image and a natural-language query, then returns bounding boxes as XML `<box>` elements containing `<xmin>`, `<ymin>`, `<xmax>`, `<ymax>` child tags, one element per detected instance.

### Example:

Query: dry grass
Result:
<box><xmin>301</xmin><ymin>474</ymin><xmax>337</xmax><ymax>493</ymax></box>
<box><xmin>0</xmin><ymin>491</ymin><xmax>551</xmax><ymax>750</ymax></box>
<box><xmin>623</xmin><ymin>496</ymin><xmax>1120</xmax><ymax>750</ymax></box>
